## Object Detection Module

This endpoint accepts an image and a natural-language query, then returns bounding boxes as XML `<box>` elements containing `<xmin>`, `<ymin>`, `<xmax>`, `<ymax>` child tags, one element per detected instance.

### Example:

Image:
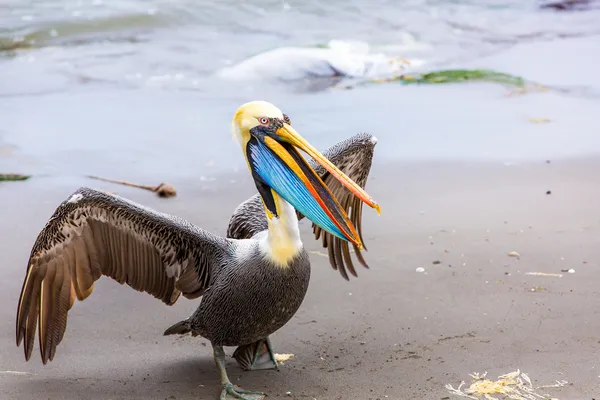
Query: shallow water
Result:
<box><xmin>1</xmin><ymin>0</ymin><xmax>600</xmax><ymax>180</ymax></box>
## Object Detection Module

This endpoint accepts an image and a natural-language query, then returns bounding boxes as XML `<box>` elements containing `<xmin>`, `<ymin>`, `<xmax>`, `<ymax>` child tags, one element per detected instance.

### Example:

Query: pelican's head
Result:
<box><xmin>232</xmin><ymin>100</ymin><xmax>380</xmax><ymax>249</ymax></box>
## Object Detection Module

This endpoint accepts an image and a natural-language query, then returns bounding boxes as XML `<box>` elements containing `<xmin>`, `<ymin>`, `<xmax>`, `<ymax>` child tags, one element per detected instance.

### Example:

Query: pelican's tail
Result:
<box><xmin>163</xmin><ymin>319</ymin><xmax>192</xmax><ymax>336</ymax></box>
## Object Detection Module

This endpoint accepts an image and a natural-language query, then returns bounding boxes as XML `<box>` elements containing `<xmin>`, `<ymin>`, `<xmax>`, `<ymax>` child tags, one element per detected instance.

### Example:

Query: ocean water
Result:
<box><xmin>1</xmin><ymin>0</ymin><xmax>600</xmax><ymax>181</ymax></box>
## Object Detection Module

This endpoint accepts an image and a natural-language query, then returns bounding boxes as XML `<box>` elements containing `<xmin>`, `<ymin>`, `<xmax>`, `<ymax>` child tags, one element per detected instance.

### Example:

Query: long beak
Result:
<box><xmin>275</xmin><ymin>123</ymin><xmax>381</xmax><ymax>214</ymax></box>
<box><xmin>246</xmin><ymin>124</ymin><xmax>380</xmax><ymax>249</ymax></box>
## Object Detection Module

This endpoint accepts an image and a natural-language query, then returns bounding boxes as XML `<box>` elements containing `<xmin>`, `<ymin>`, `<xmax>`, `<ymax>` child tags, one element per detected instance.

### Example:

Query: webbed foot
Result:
<box><xmin>220</xmin><ymin>382</ymin><xmax>265</xmax><ymax>400</ymax></box>
<box><xmin>233</xmin><ymin>337</ymin><xmax>279</xmax><ymax>371</ymax></box>
<box><xmin>214</xmin><ymin>345</ymin><xmax>267</xmax><ymax>400</ymax></box>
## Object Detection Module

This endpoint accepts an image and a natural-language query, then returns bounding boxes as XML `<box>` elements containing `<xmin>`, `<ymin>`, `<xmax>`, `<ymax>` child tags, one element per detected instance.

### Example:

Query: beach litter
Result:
<box><xmin>508</xmin><ymin>251</ymin><xmax>521</xmax><ymax>259</ymax></box>
<box><xmin>446</xmin><ymin>369</ymin><xmax>567</xmax><ymax>400</ymax></box>
<box><xmin>0</xmin><ymin>370</ymin><xmax>33</xmax><ymax>376</ymax></box>
<box><xmin>528</xmin><ymin>118</ymin><xmax>552</xmax><ymax>124</ymax></box>
<box><xmin>86</xmin><ymin>175</ymin><xmax>177</xmax><ymax>198</ymax></box>
<box><xmin>274</xmin><ymin>353</ymin><xmax>294</xmax><ymax>364</ymax></box>
<box><xmin>309</xmin><ymin>250</ymin><xmax>329</xmax><ymax>258</ymax></box>
<box><xmin>0</xmin><ymin>174</ymin><xmax>31</xmax><ymax>182</ymax></box>
<box><xmin>524</xmin><ymin>272</ymin><xmax>563</xmax><ymax>278</ymax></box>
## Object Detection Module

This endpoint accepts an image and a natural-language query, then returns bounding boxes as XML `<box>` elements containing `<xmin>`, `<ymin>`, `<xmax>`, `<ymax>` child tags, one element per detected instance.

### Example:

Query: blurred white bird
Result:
<box><xmin>216</xmin><ymin>40</ymin><xmax>426</xmax><ymax>82</ymax></box>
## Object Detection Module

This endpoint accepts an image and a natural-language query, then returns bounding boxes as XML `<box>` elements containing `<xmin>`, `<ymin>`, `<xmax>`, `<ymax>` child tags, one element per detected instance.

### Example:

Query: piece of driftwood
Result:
<box><xmin>85</xmin><ymin>175</ymin><xmax>177</xmax><ymax>198</ymax></box>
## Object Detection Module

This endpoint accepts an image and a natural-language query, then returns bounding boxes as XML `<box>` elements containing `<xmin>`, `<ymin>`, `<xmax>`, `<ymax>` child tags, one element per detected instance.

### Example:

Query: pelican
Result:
<box><xmin>14</xmin><ymin>101</ymin><xmax>380</xmax><ymax>400</ymax></box>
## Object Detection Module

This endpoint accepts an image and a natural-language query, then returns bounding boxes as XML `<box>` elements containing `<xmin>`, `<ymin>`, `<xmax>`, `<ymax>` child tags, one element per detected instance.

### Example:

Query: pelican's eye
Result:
<box><xmin>258</xmin><ymin>117</ymin><xmax>270</xmax><ymax>125</ymax></box>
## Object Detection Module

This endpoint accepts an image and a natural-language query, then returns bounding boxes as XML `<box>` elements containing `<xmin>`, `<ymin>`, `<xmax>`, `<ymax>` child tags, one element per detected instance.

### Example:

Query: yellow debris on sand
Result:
<box><xmin>528</xmin><ymin>117</ymin><xmax>552</xmax><ymax>124</ymax></box>
<box><xmin>446</xmin><ymin>370</ymin><xmax>567</xmax><ymax>400</ymax></box>
<box><xmin>274</xmin><ymin>353</ymin><xmax>294</xmax><ymax>363</ymax></box>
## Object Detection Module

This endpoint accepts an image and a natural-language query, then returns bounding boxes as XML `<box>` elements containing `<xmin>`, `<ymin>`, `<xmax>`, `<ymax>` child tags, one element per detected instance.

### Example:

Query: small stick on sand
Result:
<box><xmin>86</xmin><ymin>175</ymin><xmax>177</xmax><ymax>198</ymax></box>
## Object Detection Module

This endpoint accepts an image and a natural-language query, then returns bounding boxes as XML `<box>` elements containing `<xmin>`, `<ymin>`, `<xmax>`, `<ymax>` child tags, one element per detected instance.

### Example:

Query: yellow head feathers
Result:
<box><xmin>232</xmin><ymin>100</ymin><xmax>285</xmax><ymax>147</ymax></box>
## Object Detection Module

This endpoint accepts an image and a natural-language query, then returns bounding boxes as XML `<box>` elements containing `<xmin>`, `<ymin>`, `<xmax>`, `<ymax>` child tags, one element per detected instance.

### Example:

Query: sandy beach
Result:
<box><xmin>2</xmin><ymin>0</ymin><xmax>600</xmax><ymax>398</ymax></box>
<box><xmin>1</xmin><ymin>156</ymin><xmax>599</xmax><ymax>400</ymax></box>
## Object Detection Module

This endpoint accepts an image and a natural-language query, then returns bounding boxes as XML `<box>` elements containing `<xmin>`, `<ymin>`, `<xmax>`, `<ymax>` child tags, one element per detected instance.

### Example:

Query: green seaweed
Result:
<box><xmin>0</xmin><ymin>174</ymin><xmax>31</xmax><ymax>182</ymax></box>
<box><xmin>402</xmin><ymin>69</ymin><xmax>526</xmax><ymax>86</ymax></box>
<box><xmin>359</xmin><ymin>68</ymin><xmax>532</xmax><ymax>88</ymax></box>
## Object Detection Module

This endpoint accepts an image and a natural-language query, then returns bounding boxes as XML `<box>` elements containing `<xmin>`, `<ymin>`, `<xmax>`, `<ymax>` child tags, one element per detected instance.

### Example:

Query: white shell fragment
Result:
<box><xmin>525</xmin><ymin>272</ymin><xmax>563</xmax><ymax>278</ymax></box>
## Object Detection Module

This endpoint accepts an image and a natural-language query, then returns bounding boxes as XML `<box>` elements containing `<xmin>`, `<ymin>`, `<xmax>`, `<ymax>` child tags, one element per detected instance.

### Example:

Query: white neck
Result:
<box><xmin>258</xmin><ymin>194</ymin><xmax>303</xmax><ymax>266</ymax></box>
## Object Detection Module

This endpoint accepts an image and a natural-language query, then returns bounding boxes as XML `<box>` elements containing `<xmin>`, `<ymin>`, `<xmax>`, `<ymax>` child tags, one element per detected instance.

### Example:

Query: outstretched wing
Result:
<box><xmin>15</xmin><ymin>187</ymin><xmax>230</xmax><ymax>364</ymax></box>
<box><xmin>227</xmin><ymin>132</ymin><xmax>377</xmax><ymax>280</ymax></box>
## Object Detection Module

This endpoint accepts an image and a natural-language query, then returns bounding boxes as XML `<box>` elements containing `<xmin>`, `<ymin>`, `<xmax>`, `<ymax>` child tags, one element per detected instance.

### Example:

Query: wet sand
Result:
<box><xmin>1</xmin><ymin>157</ymin><xmax>599</xmax><ymax>400</ymax></box>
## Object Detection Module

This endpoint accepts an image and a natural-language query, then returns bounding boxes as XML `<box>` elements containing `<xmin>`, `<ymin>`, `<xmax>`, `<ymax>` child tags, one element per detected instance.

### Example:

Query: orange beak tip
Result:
<box><xmin>373</xmin><ymin>202</ymin><xmax>381</xmax><ymax>215</ymax></box>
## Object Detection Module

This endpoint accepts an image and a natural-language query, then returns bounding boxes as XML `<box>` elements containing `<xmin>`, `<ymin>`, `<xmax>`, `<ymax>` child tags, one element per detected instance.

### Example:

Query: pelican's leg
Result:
<box><xmin>232</xmin><ymin>337</ymin><xmax>279</xmax><ymax>371</ymax></box>
<box><xmin>263</xmin><ymin>337</ymin><xmax>279</xmax><ymax>370</ymax></box>
<box><xmin>214</xmin><ymin>345</ymin><xmax>265</xmax><ymax>400</ymax></box>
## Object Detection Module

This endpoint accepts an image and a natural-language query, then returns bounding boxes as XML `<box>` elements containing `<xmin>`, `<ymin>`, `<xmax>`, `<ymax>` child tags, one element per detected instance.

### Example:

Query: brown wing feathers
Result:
<box><xmin>306</xmin><ymin>133</ymin><xmax>375</xmax><ymax>280</ymax></box>
<box><xmin>16</xmin><ymin>188</ymin><xmax>227</xmax><ymax>364</ymax></box>
<box><xmin>312</xmin><ymin>173</ymin><xmax>370</xmax><ymax>280</ymax></box>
